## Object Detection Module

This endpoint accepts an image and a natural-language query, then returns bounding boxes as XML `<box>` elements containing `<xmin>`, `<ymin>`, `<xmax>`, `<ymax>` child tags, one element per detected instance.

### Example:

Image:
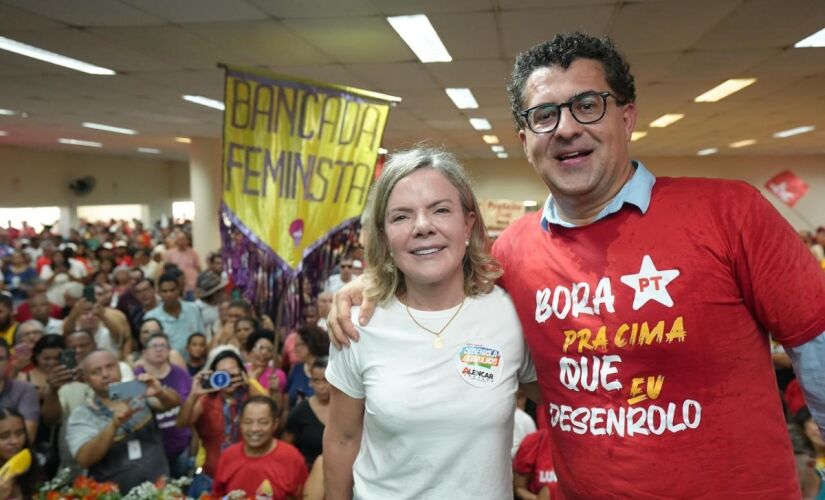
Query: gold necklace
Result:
<box><xmin>405</xmin><ymin>298</ymin><xmax>465</xmax><ymax>348</ymax></box>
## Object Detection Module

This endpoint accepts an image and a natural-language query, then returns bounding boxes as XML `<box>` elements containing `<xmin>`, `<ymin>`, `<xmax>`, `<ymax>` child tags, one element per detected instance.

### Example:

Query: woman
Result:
<box><xmin>177</xmin><ymin>348</ymin><xmax>263</xmax><ymax>491</ymax></box>
<box><xmin>234</xmin><ymin>316</ymin><xmax>258</xmax><ymax>359</ymax></box>
<box><xmin>284</xmin><ymin>357</ymin><xmax>329</xmax><ymax>467</ymax></box>
<box><xmin>324</xmin><ymin>147</ymin><xmax>537</xmax><ymax>499</ymax></box>
<box><xmin>285</xmin><ymin>326</ymin><xmax>329</xmax><ymax>410</ymax></box>
<box><xmin>212</xmin><ymin>396</ymin><xmax>308</xmax><ymax>499</ymax></box>
<box><xmin>11</xmin><ymin>320</ymin><xmax>44</xmax><ymax>376</ymax></box>
<box><xmin>17</xmin><ymin>334</ymin><xmax>63</xmax><ymax>477</ymax></box>
<box><xmin>3</xmin><ymin>252</ymin><xmax>37</xmax><ymax>304</ymax></box>
<box><xmin>0</xmin><ymin>408</ymin><xmax>42</xmax><ymax>499</ymax></box>
<box><xmin>133</xmin><ymin>332</ymin><xmax>192</xmax><ymax>478</ymax></box>
<box><xmin>132</xmin><ymin>318</ymin><xmax>186</xmax><ymax>369</ymax></box>
<box><xmin>186</xmin><ymin>332</ymin><xmax>208</xmax><ymax>376</ymax></box>
<box><xmin>245</xmin><ymin>329</ymin><xmax>286</xmax><ymax>394</ymax></box>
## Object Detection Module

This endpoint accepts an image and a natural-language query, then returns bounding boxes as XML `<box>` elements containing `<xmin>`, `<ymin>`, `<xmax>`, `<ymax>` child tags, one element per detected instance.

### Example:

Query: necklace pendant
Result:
<box><xmin>433</xmin><ymin>337</ymin><xmax>443</xmax><ymax>348</ymax></box>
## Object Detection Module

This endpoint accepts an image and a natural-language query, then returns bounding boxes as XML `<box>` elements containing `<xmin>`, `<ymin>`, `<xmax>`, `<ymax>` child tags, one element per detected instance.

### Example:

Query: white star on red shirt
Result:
<box><xmin>619</xmin><ymin>255</ymin><xmax>680</xmax><ymax>310</ymax></box>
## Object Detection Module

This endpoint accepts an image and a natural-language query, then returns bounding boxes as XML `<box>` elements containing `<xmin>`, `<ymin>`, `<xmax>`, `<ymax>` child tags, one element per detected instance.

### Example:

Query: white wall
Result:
<box><xmin>0</xmin><ymin>144</ymin><xmax>189</xmax><ymax>224</ymax></box>
<box><xmin>464</xmin><ymin>154</ymin><xmax>825</xmax><ymax>231</ymax></box>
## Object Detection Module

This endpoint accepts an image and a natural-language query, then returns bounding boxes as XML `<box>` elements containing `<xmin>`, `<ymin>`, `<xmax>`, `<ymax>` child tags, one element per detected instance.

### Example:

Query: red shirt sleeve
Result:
<box><xmin>513</xmin><ymin>431</ymin><xmax>541</xmax><ymax>475</ymax></box>
<box><xmin>732</xmin><ymin>189</ymin><xmax>825</xmax><ymax>347</ymax></box>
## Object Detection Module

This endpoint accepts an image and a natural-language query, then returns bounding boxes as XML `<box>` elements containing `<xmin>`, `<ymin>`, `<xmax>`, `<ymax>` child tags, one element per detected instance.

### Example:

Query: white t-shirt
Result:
<box><xmin>327</xmin><ymin>286</ymin><xmax>535</xmax><ymax>500</ymax></box>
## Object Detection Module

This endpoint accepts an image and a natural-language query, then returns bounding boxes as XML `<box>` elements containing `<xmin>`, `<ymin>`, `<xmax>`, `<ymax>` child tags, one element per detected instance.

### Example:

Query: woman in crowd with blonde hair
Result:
<box><xmin>324</xmin><ymin>146</ymin><xmax>537</xmax><ymax>499</ymax></box>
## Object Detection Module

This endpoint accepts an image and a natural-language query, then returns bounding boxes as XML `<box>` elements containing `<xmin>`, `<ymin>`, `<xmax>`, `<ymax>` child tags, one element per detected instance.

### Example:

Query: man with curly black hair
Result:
<box><xmin>493</xmin><ymin>31</ymin><xmax>825</xmax><ymax>498</ymax></box>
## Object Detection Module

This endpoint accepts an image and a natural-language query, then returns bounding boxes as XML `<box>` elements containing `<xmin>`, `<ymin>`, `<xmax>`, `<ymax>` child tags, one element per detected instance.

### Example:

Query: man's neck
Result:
<box><xmin>553</xmin><ymin>161</ymin><xmax>635</xmax><ymax>226</ymax></box>
<box><xmin>163</xmin><ymin>301</ymin><xmax>181</xmax><ymax>316</ymax></box>
<box><xmin>244</xmin><ymin>439</ymin><xmax>276</xmax><ymax>457</ymax></box>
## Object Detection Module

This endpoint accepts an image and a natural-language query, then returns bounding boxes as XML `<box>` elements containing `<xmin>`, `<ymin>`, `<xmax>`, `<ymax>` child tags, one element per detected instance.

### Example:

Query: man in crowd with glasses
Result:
<box><xmin>330</xmin><ymin>32</ymin><xmax>825</xmax><ymax>498</ymax></box>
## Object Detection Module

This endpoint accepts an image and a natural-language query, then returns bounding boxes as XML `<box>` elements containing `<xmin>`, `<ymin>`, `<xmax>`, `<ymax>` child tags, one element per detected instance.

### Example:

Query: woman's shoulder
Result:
<box><xmin>471</xmin><ymin>285</ymin><xmax>515</xmax><ymax>306</ymax></box>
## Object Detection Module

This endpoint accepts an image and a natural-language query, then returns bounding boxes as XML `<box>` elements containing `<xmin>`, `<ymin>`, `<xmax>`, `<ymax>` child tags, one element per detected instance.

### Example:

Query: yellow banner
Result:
<box><xmin>221</xmin><ymin>66</ymin><xmax>396</xmax><ymax>273</ymax></box>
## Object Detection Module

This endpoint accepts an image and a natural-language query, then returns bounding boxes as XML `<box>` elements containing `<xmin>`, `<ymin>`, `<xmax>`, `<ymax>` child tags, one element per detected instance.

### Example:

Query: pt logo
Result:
<box><xmin>620</xmin><ymin>255</ymin><xmax>680</xmax><ymax>310</ymax></box>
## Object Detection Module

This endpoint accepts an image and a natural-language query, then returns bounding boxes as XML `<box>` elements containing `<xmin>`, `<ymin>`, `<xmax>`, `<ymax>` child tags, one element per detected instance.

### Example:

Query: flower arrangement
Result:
<box><xmin>37</xmin><ymin>471</ymin><xmax>222</xmax><ymax>500</ymax></box>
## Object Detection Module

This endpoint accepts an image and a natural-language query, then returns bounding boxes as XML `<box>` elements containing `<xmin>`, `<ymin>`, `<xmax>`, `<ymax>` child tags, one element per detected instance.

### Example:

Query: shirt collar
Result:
<box><xmin>540</xmin><ymin>160</ymin><xmax>655</xmax><ymax>231</ymax></box>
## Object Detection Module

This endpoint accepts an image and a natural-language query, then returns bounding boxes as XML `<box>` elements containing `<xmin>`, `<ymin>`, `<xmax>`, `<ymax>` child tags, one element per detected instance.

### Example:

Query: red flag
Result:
<box><xmin>765</xmin><ymin>170</ymin><xmax>808</xmax><ymax>207</ymax></box>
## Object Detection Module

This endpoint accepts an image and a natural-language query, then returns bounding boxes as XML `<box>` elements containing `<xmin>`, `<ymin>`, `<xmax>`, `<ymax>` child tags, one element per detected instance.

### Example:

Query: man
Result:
<box><xmin>195</xmin><ymin>270</ymin><xmax>227</xmax><ymax>341</ymax></box>
<box><xmin>63</xmin><ymin>295</ymin><xmax>129</xmax><ymax>360</ymax></box>
<box><xmin>121</xmin><ymin>277</ymin><xmax>158</xmax><ymax>344</ymax></box>
<box><xmin>331</xmin><ymin>33</ymin><xmax>825</xmax><ymax>498</ymax></box>
<box><xmin>324</xmin><ymin>257</ymin><xmax>354</xmax><ymax>294</ymax></box>
<box><xmin>144</xmin><ymin>272</ymin><xmax>204</xmax><ymax>356</ymax></box>
<box><xmin>28</xmin><ymin>293</ymin><xmax>64</xmax><ymax>335</ymax></box>
<box><xmin>0</xmin><ymin>338</ymin><xmax>39</xmax><ymax>441</ymax></box>
<box><xmin>14</xmin><ymin>280</ymin><xmax>61</xmax><ymax>323</ymax></box>
<box><xmin>67</xmin><ymin>349</ymin><xmax>178</xmax><ymax>493</ymax></box>
<box><xmin>164</xmin><ymin>232</ymin><xmax>200</xmax><ymax>300</ymax></box>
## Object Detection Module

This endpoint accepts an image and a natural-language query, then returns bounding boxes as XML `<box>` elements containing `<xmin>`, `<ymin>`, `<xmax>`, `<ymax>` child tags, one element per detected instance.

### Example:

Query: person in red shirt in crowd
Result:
<box><xmin>14</xmin><ymin>281</ymin><xmax>61</xmax><ymax>324</ymax></box>
<box><xmin>513</xmin><ymin>428</ymin><xmax>557</xmax><ymax>500</ymax></box>
<box><xmin>213</xmin><ymin>395</ymin><xmax>308</xmax><ymax>499</ymax></box>
<box><xmin>113</xmin><ymin>241</ymin><xmax>132</xmax><ymax>267</ymax></box>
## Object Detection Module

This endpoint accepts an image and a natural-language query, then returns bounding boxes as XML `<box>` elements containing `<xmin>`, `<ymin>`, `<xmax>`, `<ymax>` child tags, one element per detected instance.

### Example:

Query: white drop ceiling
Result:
<box><xmin>0</xmin><ymin>0</ymin><xmax>823</xmax><ymax>161</ymax></box>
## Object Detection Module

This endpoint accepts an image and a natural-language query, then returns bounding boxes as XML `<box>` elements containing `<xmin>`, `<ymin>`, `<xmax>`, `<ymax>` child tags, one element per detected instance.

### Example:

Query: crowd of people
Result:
<box><xmin>0</xmin><ymin>219</ymin><xmax>355</xmax><ymax>498</ymax></box>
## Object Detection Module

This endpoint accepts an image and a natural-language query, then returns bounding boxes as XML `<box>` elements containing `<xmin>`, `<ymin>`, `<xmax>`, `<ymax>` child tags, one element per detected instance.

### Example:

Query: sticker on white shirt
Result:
<box><xmin>127</xmin><ymin>439</ymin><xmax>142</xmax><ymax>460</ymax></box>
<box><xmin>456</xmin><ymin>344</ymin><xmax>503</xmax><ymax>388</ymax></box>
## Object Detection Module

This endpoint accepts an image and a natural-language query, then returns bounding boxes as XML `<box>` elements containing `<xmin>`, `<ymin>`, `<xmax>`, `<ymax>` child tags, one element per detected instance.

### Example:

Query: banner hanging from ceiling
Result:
<box><xmin>221</xmin><ymin>65</ymin><xmax>398</xmax><ymax>275</ymax></box>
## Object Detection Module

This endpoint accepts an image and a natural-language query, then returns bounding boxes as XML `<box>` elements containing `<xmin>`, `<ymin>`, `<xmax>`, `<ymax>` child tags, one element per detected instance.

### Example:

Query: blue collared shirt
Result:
<box><xmin>540</xmin><ymin>160</ymin><xmax>656</xmax><ymax>231</ymax></box>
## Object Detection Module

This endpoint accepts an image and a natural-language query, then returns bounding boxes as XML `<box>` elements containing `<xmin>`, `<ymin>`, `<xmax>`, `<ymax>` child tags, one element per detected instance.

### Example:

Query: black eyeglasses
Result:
<box><xmin>519</xmin><ymin>91</ymin><xmax>623</xmax><ymax>134</ymax></box>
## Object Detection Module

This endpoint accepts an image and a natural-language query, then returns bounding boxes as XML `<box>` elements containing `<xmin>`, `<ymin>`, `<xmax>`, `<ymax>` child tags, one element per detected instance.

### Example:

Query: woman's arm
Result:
<box><xmin>323</xmin><ymin>386</ymin><xmax>365</xmax><ymax>500</ymax></box>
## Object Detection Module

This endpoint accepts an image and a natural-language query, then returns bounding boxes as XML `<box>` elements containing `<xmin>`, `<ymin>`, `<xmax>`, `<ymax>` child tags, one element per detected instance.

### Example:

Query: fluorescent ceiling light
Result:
<box><xmin>83</xmin><ymin>122</ymin><xmax>137</xmax><ymax>135</ymax></box>
<box><xmin>694</xmin><ymin>78</ymin><xmax>757</xmax><ymax>102</ymax></box>
<box><xmin>0</xmin><ymin>108</ymin><xmax>17</xmax><ymax>116</ymax></box>
<box><xmin>697</xmin><ymin>148</ymin><xmax>718</xmax><ymax>156</ymax></box>
<box><xmin>138</xmin><ymin>147</ymin><xmax>160</xmax><ymax>154</ymax></box>
<box><xmin>523</xmin><ymin>200</ymin><xmax>538</xmax><ymax>207</ymax></box>
<box><xmin>0</xmin><ymin>131</ymin><xmax>7</xmax><ymax>136</ymax></box>
<box><xmin>0</xmin><ymin>35</ymin><xmax>115</xmax><ymax>75</ymax></box>
<box><xmin>729</xmin><ymin>139</ymin><xmax>756</xmax><ymax>148</ymax></box>
<box><xmin>469</xmin><ymin>118</ymin><xmax>491</xmax><ymax>130</ymax></box>
<box><xmin>496</xmin><ymin>152</ymin><xmax>509</xmax><ymax>159</ymax></box>
<box><xmin>649</xmin><ymin>114</ymin><xmax>685</xmax><ymax>128</ymax></box>
<box><xmin>491</xmin><ymin>145</ymin><xmax>505</xmax><ymax>153</ymax></box>
<box><xmin>387</xmin><ymin>15</ymin><xmax>452</xmax><ymax>63</ymax></box>
<box><xmin>377</xmin><ymin>147</ymin><xmax>388</xmax><ymax>154</ymax></box>
<box><xmin>175</xmin><ymin>137</ymin><xmax>191</xmax><ymax>144</ymax></box>
<box><xmin>59</xmin><ymin>138</ymin><xmax>102</xmax><ymax>148</ymax></box>
<box><xmin>482</xmin><ymin>135</ymin><xmax>499</xmax><ymax>144</ymax></box>
<box><xmin>773</xmin><ymin>125</ymin><xmax>815</xmax><ymax>138</ymax></box>
<box><xmin>182</xmin><ymin>95</ymin><xmax>225</xmax><ymax>111</ymax></box>
<box><xmin>445</xmin><ymin>88</ymin><xmax>478</xmax><ymax>109</ymax></box>
<box><xmin>795</xmin><ymin>27</ymin><xmax>825</xmax><ymax>47</ymax></box>
<box><xmin>631</xmin><ymin>131</ymin><xmax>648</xmax><ymax>141</ymax></box>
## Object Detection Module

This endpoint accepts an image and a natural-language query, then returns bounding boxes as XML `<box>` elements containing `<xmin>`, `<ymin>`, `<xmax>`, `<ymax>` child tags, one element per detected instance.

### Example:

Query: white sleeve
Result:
<box><xmin>518</xmin><ymin>338</ymin><xmax>537</xmax><ymax>384</ymax></box>
<box><xmin>66</xmin><ymin>406</ymin><xmax>102</xmax><ymax>458</ymax></box>
<box><xmin>325</xmin><ymin>310</ymin><xmax>366</xmax><ymax>399</ymax></box>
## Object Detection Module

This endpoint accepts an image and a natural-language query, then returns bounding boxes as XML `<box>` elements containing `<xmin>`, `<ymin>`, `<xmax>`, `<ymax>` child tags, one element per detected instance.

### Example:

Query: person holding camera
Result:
<box><xmin>176</xmin><ymin>347</ymin><xmax>265</xmax><ymax>493</ymax></box>
<box><xmin>66</xmin><ymin>349</ymin><xmax>180</xmax><ymax>493</ymax></box>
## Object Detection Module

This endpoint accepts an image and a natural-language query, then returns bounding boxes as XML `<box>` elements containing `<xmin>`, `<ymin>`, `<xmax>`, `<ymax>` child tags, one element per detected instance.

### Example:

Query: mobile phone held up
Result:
<box><xmin>59</xmin><ymin>349</ymin><xmax>77</xmax><ymax>370</ymax></box>
<box><xmin>108</xmin><ymin>380</ymin><xmax>147</xmax><ymax>400</ymax></box>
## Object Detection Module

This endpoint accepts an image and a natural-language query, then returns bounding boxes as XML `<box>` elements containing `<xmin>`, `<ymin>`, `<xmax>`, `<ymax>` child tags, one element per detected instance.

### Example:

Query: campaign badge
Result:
<box><xmin>456</xmin><ymin>344</ymin><xmax>503</xmax><ymax>388</ymax></box>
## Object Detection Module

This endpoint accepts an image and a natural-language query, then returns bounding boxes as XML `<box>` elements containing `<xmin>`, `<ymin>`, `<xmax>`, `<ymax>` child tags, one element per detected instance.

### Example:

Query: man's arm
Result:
<box><xmin>323</xmin><ymin>386</ymin><xmax>365</xmax><ymax>500</ymax></box>
<box><xmin>72</xmin><ymin>403</ymin><xmax>136</xmax><ymax>469</ymax></box>
<box><xmin>786</xmin><ymin>332</ymin><xmax>825</xmax><ymax>436</ymax></box>
<box><xmin>327</xmin><ymin>277</ymin><xmax>372</xmax><ymax>347</ymax></box>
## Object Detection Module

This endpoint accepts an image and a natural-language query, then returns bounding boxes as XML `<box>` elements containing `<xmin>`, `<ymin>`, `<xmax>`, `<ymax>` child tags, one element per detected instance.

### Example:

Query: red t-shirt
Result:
<box><xmin>513</xmin><ymin>429</ymin><xmax>557</xmax><ymax>495</ymax></box>
<box><xmin>212</xmin><ymin>441</ymin><xmax>308</xmax><ymax>499</ymax></box>
<box><xmin>493</xmin><ymin>177</ymin><xmax>825</xmax><ymax>499</ymax></box>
